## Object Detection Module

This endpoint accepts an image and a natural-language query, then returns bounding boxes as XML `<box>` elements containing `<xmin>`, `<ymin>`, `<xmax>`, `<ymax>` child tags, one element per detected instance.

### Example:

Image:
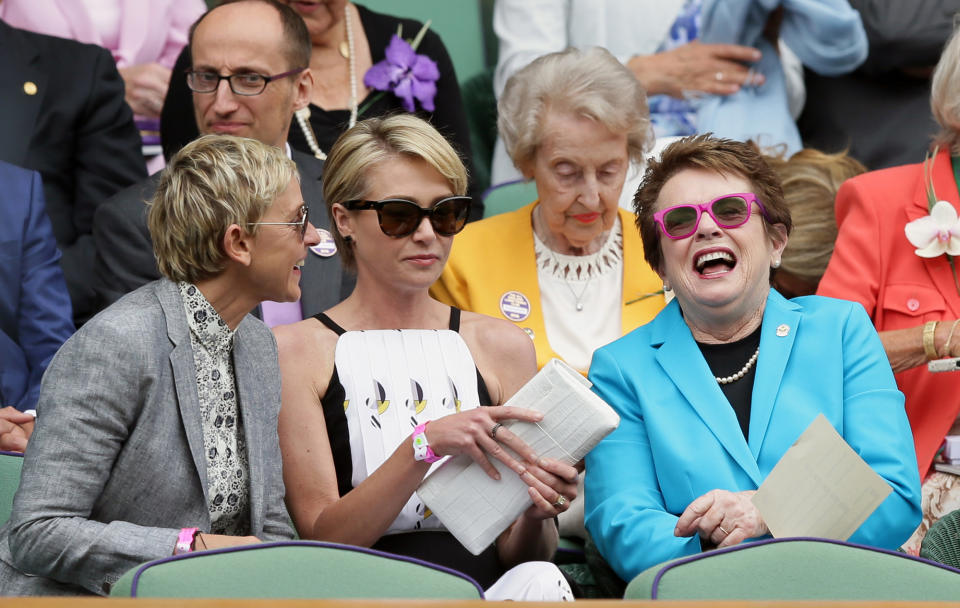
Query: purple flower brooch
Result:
<box><xmin>364</xmin><ymin>32</ymin><xmax>440</xmax><ymax>113</ymax></box>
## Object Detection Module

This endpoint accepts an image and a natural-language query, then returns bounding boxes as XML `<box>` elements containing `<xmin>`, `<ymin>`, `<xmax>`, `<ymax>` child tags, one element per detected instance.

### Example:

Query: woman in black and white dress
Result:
<box><xmin>274</xmin><ymin>115</ymin><xmax>576</xmax><ymax>600</ymax></box>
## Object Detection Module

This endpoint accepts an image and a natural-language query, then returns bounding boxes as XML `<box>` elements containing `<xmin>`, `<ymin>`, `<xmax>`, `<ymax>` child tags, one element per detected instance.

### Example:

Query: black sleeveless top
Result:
<box><xmin>313</xmin><ymin>307</ymin><xmax>503</xmax><ymax>588</ymax></box>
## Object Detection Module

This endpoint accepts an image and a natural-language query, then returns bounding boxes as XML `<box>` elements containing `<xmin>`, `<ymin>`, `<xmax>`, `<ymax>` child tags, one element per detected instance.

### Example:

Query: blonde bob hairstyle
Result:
<box><xmin>932</xmin><ymin>25</ymin><xmax>960</xmax><ymax>154</ymax></box>
<box><xmin>323</xmin><ymin>114</ymin><xmax>468</xmax><ymax>271</ymax></box>
<box><xmin>149</xmin><ymin>134</ymin><xmax>297</xmax><ymax>283</ymax></box>
<box><xmin>498</xmin><ymin>46</ymin><xmax>652</xmax><ymax>173</ymax></box>
<box><xmin>764</xmin><ymin>148</ymin><xmax>865</xmax><ymax>283</ymax></box>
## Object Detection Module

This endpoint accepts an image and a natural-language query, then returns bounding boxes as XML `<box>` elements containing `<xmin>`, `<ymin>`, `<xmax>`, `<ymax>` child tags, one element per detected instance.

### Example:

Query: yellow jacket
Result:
<box><xmin>431</xmin><ymin>202</ymin><xmax>666</xmax><ymax>371</ymax></box>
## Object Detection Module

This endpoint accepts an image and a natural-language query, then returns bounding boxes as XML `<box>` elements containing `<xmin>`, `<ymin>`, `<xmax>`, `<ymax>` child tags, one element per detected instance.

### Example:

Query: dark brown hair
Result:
<box><xmin>634</xmin><ymin>134</ymin><xmax>792</xmax><ymax>274</ymax></box>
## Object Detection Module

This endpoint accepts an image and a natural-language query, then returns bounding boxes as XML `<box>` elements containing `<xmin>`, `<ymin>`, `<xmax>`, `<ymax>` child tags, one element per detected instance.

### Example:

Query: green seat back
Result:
<box><xmin>0</xmin><ymin>451</ymin><xmax>24</xmax><ymax>527</ymax></box>
<box><xmin>111</xmin><ymin>541</ymin><xmax>483</xmax><ymax>599</ymax></box>
<box><xmin>922</xmin><ymin>507</ymin><xmax>960</xmax><ymax>568</ymax></box>
<box><xmin>626</xmin><ymin>538</ymin><xmax>960</xmax><ymax>601</ymax></box>
<box><xmin>482</xmin><ymin>180</ymin><xmax>538</xmax><ymax>218</ymax></box>
<box><xmin>359</xmin><ymin>0</ymin><xmax>487</xmax><ymax>86</ymax></box>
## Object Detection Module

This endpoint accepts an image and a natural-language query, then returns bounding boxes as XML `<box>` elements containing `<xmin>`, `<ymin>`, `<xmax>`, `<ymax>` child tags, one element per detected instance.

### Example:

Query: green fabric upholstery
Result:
<box><xmin>625</xmin><ymin>538</ymin><xmax>960</xmax><ymax>601</ymax></box>
<box><xmin>358</xmin><ymin>0</ymin><xmax>487</xmax><ymax>86</ymax></box>
<box><xmin>461</xmin><ymin>67</ymin><xmax>497</xmax><ymax>193</ymax></box>
<box><xmin>922</xmin><ymin>508</ymin><xmax>960</xmax><ymax>568</ymax></box>
<box><xmin>482</xmin><ymin>180</ymin><xmax>538</xmax><ymax>218</ymax></box>
<box><xmin>0</xmin><ymin>451</ymin><xmax>24</xmax><ymax>527</ymax></box>
<box><xmin>111</xmin><ymin>541</ymin><xmax>483</xmax><ymax>599</ymax></box>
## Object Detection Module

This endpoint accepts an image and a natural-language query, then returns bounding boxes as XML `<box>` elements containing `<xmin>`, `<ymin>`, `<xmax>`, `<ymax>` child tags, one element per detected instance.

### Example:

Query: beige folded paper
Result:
<box><xmin>416</xmin><ymin>358</ymin><xmax>619</xmax><ymax>555</ymax></box>
<box><xmin>752</xmin><ymin>413</ymin><xmax>892</xmax><ymax>540</ymax></box>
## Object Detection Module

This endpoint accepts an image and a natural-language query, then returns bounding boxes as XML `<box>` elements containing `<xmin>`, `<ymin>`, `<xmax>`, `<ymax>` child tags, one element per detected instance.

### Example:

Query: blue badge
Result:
<box><xmin>309</xmin><ymin>228</ymin><xmax>337</xmax><ymax>258</ymax></box>
<box><xmin>499</xmin><ymin>291</ymin><xmax>531</xmax><ymax>322</ymax></box>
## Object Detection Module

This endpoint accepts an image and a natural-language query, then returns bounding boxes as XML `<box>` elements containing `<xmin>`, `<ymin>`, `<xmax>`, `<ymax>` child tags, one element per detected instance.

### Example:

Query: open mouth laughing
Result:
<box><xmin>693</xmin><ymin>248</ymin><xmax>737</xmax><ymax>277</ymax></box>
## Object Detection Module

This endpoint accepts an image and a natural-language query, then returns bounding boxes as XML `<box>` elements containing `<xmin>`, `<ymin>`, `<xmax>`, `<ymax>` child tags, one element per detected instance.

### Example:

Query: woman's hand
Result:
<box><xmin>118</xmin><ymin>62</ymin><xmax>172</xmax><ymax>118</ymax></box>
<box><xmin>0</xmin><ymin>407</ymin><xmax>34</xmax><ymax>452</ymax></box>
<box><xmin>518</xmin><ymin>456</ymin><xmax>579</xmax><ymax>522</ymax></box>
<box><xmin>627</xmin><ymin>41</ymin><xmax>764</xmax><ymax>98</ymax></box>
<box><xmin>424</xmin><ymin>406</ymin><xmax>545</xmax><ymax>479</ymax></box>
<box><xmin>674</xmin><ymin>489</ymin><xmax>767</xmax><ymax>548</ymax></box>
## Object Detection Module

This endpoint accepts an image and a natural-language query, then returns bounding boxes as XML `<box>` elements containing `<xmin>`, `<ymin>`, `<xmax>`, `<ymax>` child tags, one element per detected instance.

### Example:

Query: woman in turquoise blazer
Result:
<box><xmin>584</xmin><ymin>135</ymin><xmax>921</xmax><ymax>583</ymax></box>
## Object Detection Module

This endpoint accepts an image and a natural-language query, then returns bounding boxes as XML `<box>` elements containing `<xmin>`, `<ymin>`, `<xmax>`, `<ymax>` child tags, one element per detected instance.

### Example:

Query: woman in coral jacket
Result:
<box><xmin>817</xmin><ymin>27</ymin><xmax>960</xmax><ymax>553</ymax></box>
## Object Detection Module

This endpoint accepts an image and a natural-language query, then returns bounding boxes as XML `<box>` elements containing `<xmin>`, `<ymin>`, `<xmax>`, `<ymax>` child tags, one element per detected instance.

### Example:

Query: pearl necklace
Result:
<box><xmin>295</xmin><ymin>2</ymin><xmax>358</xmax><ymax>160</ymax></box>
<box><xmin>715</xmin><ymin>346</ymin><xmax>759</xmax><ymax>385</ymax></box>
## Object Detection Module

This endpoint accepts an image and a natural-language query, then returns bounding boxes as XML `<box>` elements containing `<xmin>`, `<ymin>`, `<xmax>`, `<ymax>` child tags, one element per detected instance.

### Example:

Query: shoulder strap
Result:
<box><xmin>448</xmin><ymin>306</ymin><xmax>461</xmax><ymax>332</ymax></box>
<box><xmin>313</xmin><ymin>312</ymin><xmax>347</xmax><ymax>336</ymax></box>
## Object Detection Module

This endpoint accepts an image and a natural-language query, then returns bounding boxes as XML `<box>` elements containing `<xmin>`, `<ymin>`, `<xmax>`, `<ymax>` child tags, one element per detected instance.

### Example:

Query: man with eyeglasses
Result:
<box><xmin>93</xmin><ymin>0</ymin><xmax>354</xmax><ymax>324</ymax></box>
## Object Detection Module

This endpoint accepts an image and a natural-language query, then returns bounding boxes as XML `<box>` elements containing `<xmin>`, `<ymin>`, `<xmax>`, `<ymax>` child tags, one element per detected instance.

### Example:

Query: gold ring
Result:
<box><xmin>490</xmin><ymin>422</ymin><xmax>503</xmax><ymax>439</ymax></box>
<box><xmin>718</xmin><ymin>525</ymin><xmax>730</xmax><ymax>535</ymax></box>
<box><xmin>553</xmin><ymin>495</ymin><xmax>567</xmax><ymax>508</ymax></box>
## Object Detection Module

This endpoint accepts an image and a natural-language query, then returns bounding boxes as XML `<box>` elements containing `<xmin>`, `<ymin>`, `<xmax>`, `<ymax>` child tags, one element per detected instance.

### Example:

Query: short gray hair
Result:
<box><xmin>149</xmin><ymin>134</ymin><xmax>297</xmax><ymax>283</ymax></box>
<box><xmin>498</xmin><ymin>46</ymin><xmax>652</xmax><ymax>172</ymax></box>
<box><xmin>932</xmin><ymin>25</ymin><xmax>960</xmax><ymax>154</ymax></box>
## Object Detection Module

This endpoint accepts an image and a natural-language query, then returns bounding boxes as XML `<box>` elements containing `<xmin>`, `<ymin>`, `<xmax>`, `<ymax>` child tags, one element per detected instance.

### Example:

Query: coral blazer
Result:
<box><xmin>431</xmin><ymin>203</ymin><xmax>665</xmax><ymax>371</ymax></box>
<box><xmin>818</xmin><ymin>149</ymin><xmax>960</xmax><ymax>478</ymax></box>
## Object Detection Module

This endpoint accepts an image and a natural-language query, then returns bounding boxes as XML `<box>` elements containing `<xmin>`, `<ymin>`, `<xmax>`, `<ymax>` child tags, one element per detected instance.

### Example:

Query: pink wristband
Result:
<box><xmin>174</xmin><ymin>527</ymin><xmax>199</xmax><ymax>555</ymax></box>
<box><xmin>412</xmin><ymin>422</ymin><xmax>442</xmax><ymax>463</ymax></box>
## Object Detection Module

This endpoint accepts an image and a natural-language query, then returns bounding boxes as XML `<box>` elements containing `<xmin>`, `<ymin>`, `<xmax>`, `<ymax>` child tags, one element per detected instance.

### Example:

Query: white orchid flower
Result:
<box><xmin>905</xmin><ymin>200</ymin><xmax>960</xmax><ymax>258</ymax></box>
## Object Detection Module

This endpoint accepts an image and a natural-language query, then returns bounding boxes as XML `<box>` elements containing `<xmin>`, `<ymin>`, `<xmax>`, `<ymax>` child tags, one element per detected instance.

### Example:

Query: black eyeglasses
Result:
<box><xmin>247</xmin><ymin>204</ymin><xmax>310</xmax><ymax>239</ymax></box>
<box><xmin>343</xmin><ymin>196</ymin><xmax>472</xmax><ymax>238</ymax></box>
<box><xmin>186</xmin><ymin>67</ymin><xmax>305</xmax><ymax>96</ymax></box>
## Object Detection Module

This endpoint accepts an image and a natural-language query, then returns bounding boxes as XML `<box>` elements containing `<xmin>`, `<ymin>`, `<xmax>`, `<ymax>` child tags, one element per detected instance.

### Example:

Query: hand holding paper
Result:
<box><xmin>417</xmin><ymin>359</ymin><xmax>620</xmax><ymax>555</ymax></box>
<box><xmin>675</xmin><ymin>488</ymin><xmax>769</xmax><ymax>548</ymax></box>
<box><xmin>751</xmin><ymin>414</ymin><xmax>892</xmax><ymax>541</ymax></box>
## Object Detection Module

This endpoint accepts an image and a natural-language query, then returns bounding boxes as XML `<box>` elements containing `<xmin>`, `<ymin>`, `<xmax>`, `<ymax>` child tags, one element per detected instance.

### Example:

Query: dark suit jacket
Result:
<box><xmin>0</xmin><ymin>20</ymin><xmax>147</xmax><ymax>323</ymax></box>
<box><xmin>0</xmin><ymin>161</ymin><xmax>74</xmax><ymax>412</ymax></box>
<box><xmin>93</xmin><ymin>149</ymin><xmax>355</xmax><ymax>318</ymax></box>
<box><xmin>0</xmin><ymin>280</ymin><xmax>295</xmax><ymax>595</ymax></box>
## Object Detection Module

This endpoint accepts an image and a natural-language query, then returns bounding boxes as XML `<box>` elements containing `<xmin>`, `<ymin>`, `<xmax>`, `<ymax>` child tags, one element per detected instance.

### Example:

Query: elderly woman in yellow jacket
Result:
<box><xmin>432</xmin><ymin>47</ymin><xmax>665</xmax><ymax>373</ymax></box>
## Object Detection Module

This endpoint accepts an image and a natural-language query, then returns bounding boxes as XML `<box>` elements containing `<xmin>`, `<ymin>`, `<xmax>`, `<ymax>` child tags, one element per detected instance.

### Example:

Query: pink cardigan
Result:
<box><xmin>0</xmin><ymin>0</ymin><xmax>206</xmax><ymax>68</ymax></box>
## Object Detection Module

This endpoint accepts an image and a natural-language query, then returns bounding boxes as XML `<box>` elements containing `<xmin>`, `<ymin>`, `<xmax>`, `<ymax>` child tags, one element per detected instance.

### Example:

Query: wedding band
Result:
<box><xmin>553</xmin><ymin>495</ymin><xmax>567</xmax><ymax>508</ymax></box>
<box><xmin>718</xmin><ymin>525</ymin><xmax>730</xmax><ymax>535</ymax></box>
<box><xmin>715</xmin><ymin>71</ymin><xmax>724</xmax><ymax>82</ymax></box>
<box><xmin>490</xmin><ymin>422</ymin><xmax>503</xmax><ymax>439</ymax></box>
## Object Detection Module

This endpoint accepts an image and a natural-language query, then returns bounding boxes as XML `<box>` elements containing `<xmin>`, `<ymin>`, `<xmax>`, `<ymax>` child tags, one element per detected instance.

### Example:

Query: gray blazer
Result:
<box><xmin>92</xmin><ymin>149</ymin><xmax>355</xmax><ymax>317</ymax></box>
<box><xmin>0</xmin><ymin>280</ymin><xmax>295</xmax><ymax>596</ymax></box>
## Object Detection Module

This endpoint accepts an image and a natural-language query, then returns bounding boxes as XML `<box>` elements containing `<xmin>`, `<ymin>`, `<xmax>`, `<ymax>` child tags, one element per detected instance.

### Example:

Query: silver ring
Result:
<box><xmin>718</xmin><ymin>525</ymin><xmax>730</xmax><ymax>535</ymax></box>
<box><xmin>553</xmin><ymin>495</ymin><xmax>567</xmax><ymax>508</ymax></box>
<box><xmin>490</xmin><ymin>422</ymin><xmax>503</xmax><ymax>439</ymax></box>
<box><xmin>715</xmin><ymin>71</ymin><xmax>724</xmax><ymax>82</ymax></box>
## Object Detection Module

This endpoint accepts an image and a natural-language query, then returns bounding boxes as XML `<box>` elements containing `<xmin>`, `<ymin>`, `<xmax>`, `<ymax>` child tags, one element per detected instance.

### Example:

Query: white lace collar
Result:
<box><xmin>533</xmin><ymin>218</ymin><xmax>623</xmax><ymax>281</ymax></box>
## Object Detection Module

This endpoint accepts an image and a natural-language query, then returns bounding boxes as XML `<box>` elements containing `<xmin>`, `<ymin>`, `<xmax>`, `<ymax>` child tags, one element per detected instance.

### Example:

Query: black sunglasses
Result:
<box><xmin>343</xmin><ymin>196</ymin><xmax>472</xmax><ymax>238</ymax></box>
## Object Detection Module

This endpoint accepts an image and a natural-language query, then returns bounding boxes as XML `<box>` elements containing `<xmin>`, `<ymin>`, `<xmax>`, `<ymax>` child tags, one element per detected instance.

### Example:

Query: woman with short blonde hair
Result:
<box><xmin>0</xmin><ymin>134</ymin><xmax>321</xmax><ymax>595</ymax></box>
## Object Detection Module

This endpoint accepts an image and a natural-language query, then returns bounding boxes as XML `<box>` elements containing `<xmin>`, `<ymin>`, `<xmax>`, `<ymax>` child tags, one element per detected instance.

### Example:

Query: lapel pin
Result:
<box><xmin>309</xmin><ymin>228</ymin><xmax>337</xmax><ymax>257</ymax></box>
<box><xmin>23</xmin><ymin>81</ymin><xmax>37</xmax><ymax>96</ymax></box>
<box><xmin>776</xmin><ymin>324</ymin><xmax>790</xmax><ymax>337</ymax></box>
<box><xmin>499</xmin><ymin>290</ymin><xmax>531</xmax><ymax>322</ymax></box>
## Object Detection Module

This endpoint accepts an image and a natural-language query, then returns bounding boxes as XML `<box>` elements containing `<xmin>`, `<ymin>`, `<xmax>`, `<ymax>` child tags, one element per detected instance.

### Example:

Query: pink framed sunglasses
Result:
<box><xmin>653</xmin><ymin>192</ymin><xmax>770</xmax><ymax>240</ymax></box>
